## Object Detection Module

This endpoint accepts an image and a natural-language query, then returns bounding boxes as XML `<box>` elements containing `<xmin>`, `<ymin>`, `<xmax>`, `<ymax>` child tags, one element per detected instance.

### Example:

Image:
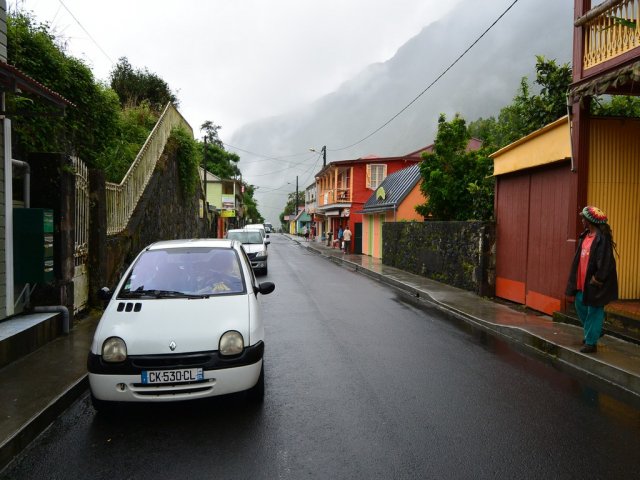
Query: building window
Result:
<box><xmin>366</xmin><ymin>164</ymin><xmax>387</xmax><ymax>189</ymax></box>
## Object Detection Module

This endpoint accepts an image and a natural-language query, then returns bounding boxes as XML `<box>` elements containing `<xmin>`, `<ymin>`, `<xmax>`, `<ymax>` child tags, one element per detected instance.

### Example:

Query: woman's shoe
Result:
<box><xmin>580</xmin><ymin>344</ymin><xmax>597</xmax><ymax>353</ymax></box>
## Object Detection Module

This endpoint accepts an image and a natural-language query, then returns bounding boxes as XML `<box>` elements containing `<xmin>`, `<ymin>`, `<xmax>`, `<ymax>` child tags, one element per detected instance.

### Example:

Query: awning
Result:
<box><xmin>0</xmin><ymin>61</ymin><xmax>74</xmax><ymax>112</ymax></box>
<box><xmin>570</xmin><ymin>60</ymin><xmax>640</xmax><ymax>103</ymax></box>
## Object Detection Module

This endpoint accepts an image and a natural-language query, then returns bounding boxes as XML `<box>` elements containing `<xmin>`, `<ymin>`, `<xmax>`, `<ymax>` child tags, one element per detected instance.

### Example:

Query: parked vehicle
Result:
<box><xmin>226</xmin><ymin>228</ymin><xmax>269</xmax><ymax>275</ymax></box>
<box><xmin>264</xmin><ymin>222</ymin><xmax>273</xmax><ymax>233</ymax></box>
<box><xmin>245</xmin><ymin>223</ymin><xmax>268</xmax><ymax>241</ymax></box>
<box><xmin>88</xmin><ymin>239</ymin><xmax>275</xmax><ymax>411</ymax></box>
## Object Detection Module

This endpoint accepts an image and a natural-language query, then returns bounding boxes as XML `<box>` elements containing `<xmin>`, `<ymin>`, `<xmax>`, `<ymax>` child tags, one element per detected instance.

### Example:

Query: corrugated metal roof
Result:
<box><xmin>0</xmin><ymin>61</ymin><xmax>75</xmax><ymax>108</ymax></box>
<box><xmin>360</xmin><ymin>163</ymin><xmax>421</xmax><ymax>213</ymax></box>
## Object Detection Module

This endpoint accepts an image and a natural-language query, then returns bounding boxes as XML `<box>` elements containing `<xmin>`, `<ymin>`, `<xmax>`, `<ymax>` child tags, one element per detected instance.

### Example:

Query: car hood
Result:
<box><xmin>242</xmin><ymin>243</ymin><xmax>267</xmax><ymax>254</ymax></box>
<box><xmin>93</xmin><ymin>295</ymin><xmax>251</xmax><ymax>355</ymax></box>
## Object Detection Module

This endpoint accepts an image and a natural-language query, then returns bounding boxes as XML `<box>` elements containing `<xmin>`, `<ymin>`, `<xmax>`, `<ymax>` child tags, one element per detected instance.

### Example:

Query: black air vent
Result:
<box><xmin>117</xmin><ymin>302</ymin><xmax>142</xmax><ymax>312</ymax></box>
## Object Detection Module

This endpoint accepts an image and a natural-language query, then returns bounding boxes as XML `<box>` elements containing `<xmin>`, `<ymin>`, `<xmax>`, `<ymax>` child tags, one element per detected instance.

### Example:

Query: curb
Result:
<box><xmin>0</xmin><ymin>375</ymin><xmax>88</xmax><ymax>471</ymax></box>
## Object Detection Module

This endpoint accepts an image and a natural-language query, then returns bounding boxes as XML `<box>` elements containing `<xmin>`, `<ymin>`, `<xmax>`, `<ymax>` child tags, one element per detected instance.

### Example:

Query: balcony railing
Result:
<box><xmin>318</xmin><ymin>188</ymin><xmax>351</xmax><ymax>207</ymax></box>
<box><xmin>580</xmin><ymin>0</ymin><xmax>640</xmax><ymax>69</ymax></box>
<box><xmin>106</xmin><ymin>103</ymin><xmax>192</xmax><ymax>235</ymax></box>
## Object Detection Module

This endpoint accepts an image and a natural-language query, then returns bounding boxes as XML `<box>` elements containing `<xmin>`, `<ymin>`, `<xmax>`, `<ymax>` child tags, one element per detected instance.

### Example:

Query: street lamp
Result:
<box><xmin>309</xmin><ymin>145</ymin><xmax>327</xmax><ymax>167</ymax></box>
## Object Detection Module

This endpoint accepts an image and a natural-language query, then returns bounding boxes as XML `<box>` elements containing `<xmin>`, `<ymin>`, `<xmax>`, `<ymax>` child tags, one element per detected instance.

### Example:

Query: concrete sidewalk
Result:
<box><xmin>0</xmin><ymin>312</ymin><xmax>99</xmax><ymax>470</ymax></box>
<box><xmin>1</xmin><ymin>235</ymin><xmax>639</xmax><ymax>471</ymax></box>
<box><xmin>288</xmin><ymin>234</ymin><xmax>640</xmax><ymax>403</ymax></box>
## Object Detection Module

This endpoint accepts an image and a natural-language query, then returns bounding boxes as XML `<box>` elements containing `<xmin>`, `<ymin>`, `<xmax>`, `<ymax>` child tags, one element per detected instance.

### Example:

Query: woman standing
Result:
<box><xmin>566</xmin><ymin>206</ymin><xmax>618</xmax><ymax>353</ymax></box>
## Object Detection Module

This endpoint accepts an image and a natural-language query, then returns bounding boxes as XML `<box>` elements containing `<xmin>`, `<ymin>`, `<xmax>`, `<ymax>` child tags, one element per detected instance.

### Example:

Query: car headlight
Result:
<box><xmin>219</xmin><ymin>330</ymin><xmax>244</xmax><ymax>356</ymax></box>
<box><xmin>102</xmin><ymin>337</ymin><xmax>127</xmax><ymax>362</ymax></box>
<box><xmin>255</xmin><ymin>250</ymin><xmax>267</xmax><ymax>260</ymax></box>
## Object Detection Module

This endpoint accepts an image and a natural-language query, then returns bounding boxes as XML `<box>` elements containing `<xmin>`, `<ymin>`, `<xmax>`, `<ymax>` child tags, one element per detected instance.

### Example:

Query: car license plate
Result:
<box><xmin>141</xmin><ymin>368</ymin><xmax>204</xmax><ymax>384</ymax></box>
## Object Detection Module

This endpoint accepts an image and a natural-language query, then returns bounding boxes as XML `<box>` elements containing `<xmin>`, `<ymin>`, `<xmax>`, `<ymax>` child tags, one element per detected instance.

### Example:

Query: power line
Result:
<box><xmin>226</xmin><ymin>0</ymin><xmax>521</xmax><ymax>160</ymax></box>
<box><xmin>57</xmin><ymin>0</ymin><xmax>115</xmax><ymax>65</ymax></box>
<box><xmin>330</xmin><ymin>0</ymin><xmax>520</xmax><ymax>152</ymax></box>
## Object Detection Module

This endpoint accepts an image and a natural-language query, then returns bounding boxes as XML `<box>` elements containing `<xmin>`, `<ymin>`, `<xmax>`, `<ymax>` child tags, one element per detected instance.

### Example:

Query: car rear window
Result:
<box><xmin>227</xmin><ymin>231</ymin><xmax>264</xmax><ymax>244</ymax></box>
<box><xmin>119</xmin><ymin>247</ymin><xmax>246</xmax><ymax>297</ymax></box>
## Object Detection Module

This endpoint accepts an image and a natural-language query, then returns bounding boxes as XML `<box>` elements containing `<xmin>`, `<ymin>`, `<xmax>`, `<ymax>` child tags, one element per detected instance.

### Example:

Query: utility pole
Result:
<box><xmin>295</xmin><ymin>175</ymin><xmax>299</xmax><ymax>214</ymax></box>
<box><xmin>203</xmin><ymin>137</ymin><xmax>208</xmax><ymax>201</ymax></box>
<box><xmin>321</xmin><ymin>145</ymin><xmax>326</xmax><ymax>167</ymax></box>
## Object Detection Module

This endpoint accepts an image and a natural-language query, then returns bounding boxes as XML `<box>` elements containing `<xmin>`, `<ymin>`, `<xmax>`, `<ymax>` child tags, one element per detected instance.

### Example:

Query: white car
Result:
<box><xmin>226</xmin><ymin>228</ymin><xmax>269</xmax><ymax>275</ymax></box>
<box><xmin>244</xmin><ymin>223</ymin><xmax>268</xmax><ymax>242</ymax></box>
<box><xmin>87</xmin><ymin>239</ymin><xmax>275</xmax><ymax>411</ymax></box>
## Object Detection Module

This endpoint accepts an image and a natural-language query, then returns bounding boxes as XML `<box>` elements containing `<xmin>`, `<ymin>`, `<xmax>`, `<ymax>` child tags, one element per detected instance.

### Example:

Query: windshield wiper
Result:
<box><xmin>119</xmin><ymin>289</ymin><xmax>209</xmax><ymax>299</ymax></box>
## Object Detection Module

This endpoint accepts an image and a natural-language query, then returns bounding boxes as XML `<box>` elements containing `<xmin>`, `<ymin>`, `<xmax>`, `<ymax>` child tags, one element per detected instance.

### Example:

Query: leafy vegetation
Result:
<box><xmin>95</xmin><ymin>102</ymin><xmax>160</xmax><ymax>182</ymax></box>
<box><xmin>200</xmin><ymin>121</ymin><xmax>241</xmax><ymax>179</ymax></box>
<box><xmin>7</xmin><ymin>12</ymin><xmax>121</xmax><ymax>166</ymax></box>
<box><xmin>169</xmin><ymin>126</ymin><xmax>201</xmax><ymax>196</ymax></box>
<box><xmin>415</xmin><ymin>114</ymin><xmax>493</xmax><ymax>221</ymax></box>
<box><xmin>468</xmin><ymin>56</ymin><xmax>572</xmax><ymax>151</ymax></box>
<box><xmin>110</xmin><ymin>57</ymin><xmax>178</xmax><ymax>111</ymax></box>
<box><xmin>242</xmin><ymin>184</ymin><xmax>264</xmax><ymax>224</ymax></box>
<box><xmin>279</xmin><ymin>191</ymin><xmax>305</xmax><ymax>227</ymax></box>
<box><xmin>6</xmin><ymin>10</ymin><xmax>265</xmax><ymax>221</ymax></box>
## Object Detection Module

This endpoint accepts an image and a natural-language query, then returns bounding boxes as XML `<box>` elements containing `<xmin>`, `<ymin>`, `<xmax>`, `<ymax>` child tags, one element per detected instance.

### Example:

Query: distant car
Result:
<box><xmin>87</xmin><ymin>239</ymin><xmax>275</xmax><ymax>411</ymax></box>
<box><xmin>245</xmin><ymin>223</ymin><xmax>268</xmax><ymax>241</ymax></box>
<box><xmin>264</xmin><ymin>223</ymin><xmax>273</xmax><ymax>234</ymax></box>
<box><xmin>226</xmin><ymin>228</ymin><xmax>270</xmax><ymax>275</ymax></box>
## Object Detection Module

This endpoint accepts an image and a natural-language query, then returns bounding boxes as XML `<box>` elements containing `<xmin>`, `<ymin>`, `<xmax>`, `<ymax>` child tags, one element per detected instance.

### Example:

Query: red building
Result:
<box><xmin>314</xmin><ymin>146</ymin><xmax>432</xmax><ymax>253</ymax></box>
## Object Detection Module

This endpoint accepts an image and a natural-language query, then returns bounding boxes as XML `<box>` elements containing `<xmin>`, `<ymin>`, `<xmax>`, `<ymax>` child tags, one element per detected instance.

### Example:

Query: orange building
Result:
<box><xmin>359</xmin><ymin>164</ymin><xmax>425</xmax><ymax>259</ymax></box>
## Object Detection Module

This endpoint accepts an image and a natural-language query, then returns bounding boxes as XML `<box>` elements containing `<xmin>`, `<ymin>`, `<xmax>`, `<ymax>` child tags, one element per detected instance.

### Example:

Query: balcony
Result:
<box><xmin>318</xmin><ymin>188</ymin><xmax>351</xmax><ymax>207</ymax></box>
<box><xmin>579</xmin><ymin>0</ymin><xmax>640</xmax><ymax>70</ymax></box>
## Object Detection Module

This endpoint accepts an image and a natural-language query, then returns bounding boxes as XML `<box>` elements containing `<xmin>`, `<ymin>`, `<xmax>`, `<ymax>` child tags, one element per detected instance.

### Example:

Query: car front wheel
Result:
<box><xmin>90</xmin><ymin>393</ymin><xmax>116</xmax><ymax>414</ymax></box>
<box><xmin>245</xmin><ymin>363</ymin><xmax>264</xmax><ymax>403</ymax></box>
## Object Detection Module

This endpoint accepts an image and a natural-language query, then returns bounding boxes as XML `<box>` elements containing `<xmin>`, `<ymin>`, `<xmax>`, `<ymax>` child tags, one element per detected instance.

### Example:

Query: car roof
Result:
<box><xmin>227</xmin><ymin>228</ymin><xmax>260</xmax><ymax>233</ymax></box>
<box><xmin>146</xmin><ymin>239</ymin><xmax>237</xmax><ymax>250</ymax></box>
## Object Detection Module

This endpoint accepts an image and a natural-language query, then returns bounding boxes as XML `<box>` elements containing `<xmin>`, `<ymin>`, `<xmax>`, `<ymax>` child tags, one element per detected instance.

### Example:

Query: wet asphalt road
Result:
<box><xmin>2</xmin><ymin>234</ymin><xmax>640</xmax><ymax>479</ymax></box>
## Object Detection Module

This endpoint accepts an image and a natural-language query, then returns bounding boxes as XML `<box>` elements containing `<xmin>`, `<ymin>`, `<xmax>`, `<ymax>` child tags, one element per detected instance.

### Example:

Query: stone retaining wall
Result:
<box><xmin>382</xmin><ymin>221</ymin><xmax>496</xmax><ymax>297</ymax></box>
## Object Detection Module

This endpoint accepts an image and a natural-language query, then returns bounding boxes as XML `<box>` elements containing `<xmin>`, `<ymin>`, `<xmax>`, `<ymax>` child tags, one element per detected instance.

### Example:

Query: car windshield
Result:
<box><xmin>118</xmin><ymin>247</ymin><xmax>245</xmax><ymax>298</ymax></box>
<box><xmin>227</xmin><ymin>231</ymin><xmax>264</xmax><ymax>244</ymax></box>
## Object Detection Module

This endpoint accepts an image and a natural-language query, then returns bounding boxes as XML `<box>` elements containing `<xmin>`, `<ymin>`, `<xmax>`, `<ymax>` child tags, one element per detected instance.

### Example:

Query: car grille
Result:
<box><xmin>131</xmin><ymin>354</ymin><xmax>213</xmax><ymax>369</ymax></box>
<box><xmin>130</xmin><ymin>380</ymin><xmax>216</xmax><ymax>397</ymax></box>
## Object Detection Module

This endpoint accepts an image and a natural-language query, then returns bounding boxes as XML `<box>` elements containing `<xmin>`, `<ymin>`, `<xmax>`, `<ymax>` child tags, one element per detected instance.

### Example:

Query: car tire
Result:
<box><xmin>246</xmin><ymin>363</ymin><xmax>264</xmax><ymax>403</ymax></box>
<box><xmin>90</xmin><ymin>393</ymin><xmax>116</xmax><ymax>414</ymax></box>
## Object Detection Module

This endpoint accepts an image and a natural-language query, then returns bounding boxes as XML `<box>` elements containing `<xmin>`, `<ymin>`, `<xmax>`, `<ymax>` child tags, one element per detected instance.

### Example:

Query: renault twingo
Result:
<box><xmin>87</xmin><ymin>239</ymin><xmax>275</xmax><ymax>411</ymax></box>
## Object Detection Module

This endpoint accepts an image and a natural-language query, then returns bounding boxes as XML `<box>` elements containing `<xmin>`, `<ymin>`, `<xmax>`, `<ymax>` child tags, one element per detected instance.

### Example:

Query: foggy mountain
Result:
<box><xmin>230</xmin><ymin>0</ymin><xmax>573</xmax><ymax>223</ymax></box>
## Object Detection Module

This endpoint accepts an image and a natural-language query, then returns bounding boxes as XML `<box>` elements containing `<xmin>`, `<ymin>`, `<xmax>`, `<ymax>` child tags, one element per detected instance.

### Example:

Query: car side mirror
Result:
<box><xmin>255</xmin><ymin>282</ymin><xmax>275</xmax><ymax>295</ymax></box>
<box><xmin>98</xmin><ymin>287</ymin><xmax>113</xmax><ymax>301</ymax></box>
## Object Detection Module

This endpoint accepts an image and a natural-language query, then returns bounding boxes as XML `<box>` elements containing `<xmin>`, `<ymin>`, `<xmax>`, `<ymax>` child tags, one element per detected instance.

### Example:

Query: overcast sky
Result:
<box><xmin>18</xmin><ymin>0</ymin><xmax>461</xmax><ymax>140</ymax></box>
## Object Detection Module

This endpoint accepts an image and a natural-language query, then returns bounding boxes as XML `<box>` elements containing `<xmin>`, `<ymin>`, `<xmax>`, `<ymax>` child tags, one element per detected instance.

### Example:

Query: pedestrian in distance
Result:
<box><xmin>342</xmin><ymin>225</ymin><xmax>352</xmax><ymax>253</ymax></box>
<box><xmin>565</xmin><ymin>206</ymin><xmax>618</xmax><ymax>354</ymax></box>
<box><xmin>337</xmin><ymin>225</ymin><xmax>344</xmax><ymax>249</ymax></box>
<box><xmin>302</xmin><ymin>225</ymin><xmax>308</xmax><ymax>241</ymax></box>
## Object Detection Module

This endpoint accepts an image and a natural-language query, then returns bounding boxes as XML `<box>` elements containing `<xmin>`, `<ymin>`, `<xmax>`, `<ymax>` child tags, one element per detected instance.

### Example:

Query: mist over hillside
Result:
<box><xmin>231</xmin><ymin>0</ymin><xmax>573</xmax><ymax>223</ymax></box>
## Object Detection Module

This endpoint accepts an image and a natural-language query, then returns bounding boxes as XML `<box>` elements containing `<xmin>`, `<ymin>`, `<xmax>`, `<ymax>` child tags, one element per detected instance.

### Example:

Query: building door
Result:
<box><xmin>354</xmin><ymin>222</ymin><xmax>362</xmax><ymax>254</ymax></box>
<box><xmin>495</xmin><ymin>162</ymin><xmax>573</xmax><ymax>315</ymax></box>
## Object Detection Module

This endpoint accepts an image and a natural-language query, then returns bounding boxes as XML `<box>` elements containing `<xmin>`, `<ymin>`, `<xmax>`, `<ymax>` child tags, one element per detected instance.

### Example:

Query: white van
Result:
<box><xmin>226</xmin><ymin>228</ymin><xmax>269</xmax><ymax>275</ymax></box>
<box><xmin>245</xmin><ymin>223</ymin><xmax>268</xmax><ymax>241</ymax></box>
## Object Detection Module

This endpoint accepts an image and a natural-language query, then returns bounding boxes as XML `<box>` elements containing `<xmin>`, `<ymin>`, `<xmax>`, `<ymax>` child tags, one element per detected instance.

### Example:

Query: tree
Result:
<box><xmin>200</xmin><ymin>121</ymin><xmax>240</xmax><ymax>179</ymax></box>
<box><xmin>7</xmin><ymin>12</ymin><xmax>121</xmax><ymax>166</ymax></box>
<box><xmin>591</xmin><ymin>95</ymin><xmax>640</xmax><ymax>117</ymax></box>
<box><xmin>415</xmin><ymin>114</ymin><xmax>493</xmax><ymax>221</ymax></box>
<box><xmin>242</xmin><ymin>184</ymin><xmax>264</xmax><ymax>224</ymax></box>
<box><xmin>468</xmin><ymin>56</ymin><xmax>572</xmax><ymax>150</ymax></box>
<box><xmin>279</xmin><ymin>191</ymin><xmax>305</xmax><ymax>226</ymax></box>
<box><xmin>109</xmin><ymin>57</ymin><xmax>178</xmax><ymax>111</ymax></box>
